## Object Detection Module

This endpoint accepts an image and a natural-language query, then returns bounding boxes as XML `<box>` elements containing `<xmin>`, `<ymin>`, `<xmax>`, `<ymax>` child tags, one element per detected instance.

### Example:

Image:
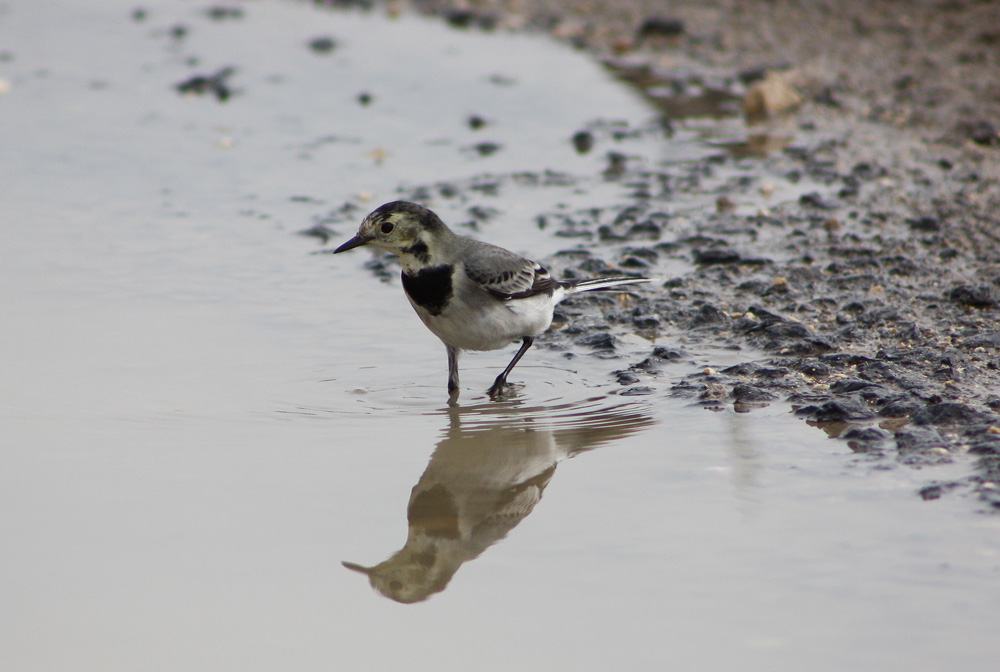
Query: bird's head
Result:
<box><xmin>334</xmin><ymin>201</ymin><xmax>448</xmax><ymax>265</ymax></box>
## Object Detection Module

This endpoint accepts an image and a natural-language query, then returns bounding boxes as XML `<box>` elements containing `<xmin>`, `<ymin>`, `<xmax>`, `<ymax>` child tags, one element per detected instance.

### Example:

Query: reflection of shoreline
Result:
<box><xmin>344</xmin><ymin>399</ymin><xmax>655</xmax><ymax>603</ymax></box>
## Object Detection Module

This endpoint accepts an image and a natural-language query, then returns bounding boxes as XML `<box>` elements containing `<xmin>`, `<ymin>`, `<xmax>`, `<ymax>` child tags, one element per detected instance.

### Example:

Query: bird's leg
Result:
<box><xmin>488</xmin><ymin>336</ymin><xmax>533</xmax><ymax>400</ymax></box>
<box><xmin>447</xmin><ymin>346</ymin><xmax>460</xmax><ymax>400</ymax></box>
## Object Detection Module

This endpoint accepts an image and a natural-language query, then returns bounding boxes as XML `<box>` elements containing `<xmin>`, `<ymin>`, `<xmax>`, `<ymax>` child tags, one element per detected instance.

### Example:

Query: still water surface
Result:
<box><xmin>1</xmin><ymin>1</ymin><xmax>998</xmax><ymax>670</ymax></box>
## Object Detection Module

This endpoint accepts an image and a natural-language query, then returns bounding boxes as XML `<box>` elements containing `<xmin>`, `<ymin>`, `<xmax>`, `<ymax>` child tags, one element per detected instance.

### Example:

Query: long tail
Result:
<box><xmin>562</xmin><ymin>276</ymin><xmax>650</xmax><ymax>296</ymax></box>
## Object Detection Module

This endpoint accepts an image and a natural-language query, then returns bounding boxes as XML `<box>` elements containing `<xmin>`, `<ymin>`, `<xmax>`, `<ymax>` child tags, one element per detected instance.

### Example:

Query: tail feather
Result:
<box><xmin>562</xmin><ymin>276</ymin><xmax>650</xmax><ymax>295</ymax></box>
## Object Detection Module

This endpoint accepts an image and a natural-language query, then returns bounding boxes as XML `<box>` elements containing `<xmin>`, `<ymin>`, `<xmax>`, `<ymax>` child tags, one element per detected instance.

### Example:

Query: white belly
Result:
<box><xmin>408</xmin><ymin>292</ymin><xmax>553</xmax><ymax>351</ymax></box>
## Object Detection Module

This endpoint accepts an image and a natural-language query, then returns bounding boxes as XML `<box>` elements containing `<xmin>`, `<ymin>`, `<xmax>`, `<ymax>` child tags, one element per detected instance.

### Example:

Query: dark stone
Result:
<box><xmin>444</xmin><ymin>9</ymin><xmax>498</xmax><ymax>30</ymax></box>
<box><xmin>798</xmin><ymin>360</ymin><xmax>830</xmax><ymax>377</ymax></box>
<box><xmin>842</xmin><ymin>427</ymin><xmax>891</xmax><ymax>442</ymax></box>
<box><xmin>732</xmin><ymin>383</ymin><xmax>777</xmax><ymax>402</ymax></box>
<box><xmin>577</xmin><ymin>332</ymin><xmax>616</xmax><ymax>351</ymax></box>
<box><xmin>747</xmin><ymin>305</ymin><xmax>786</xmax><ymax>322</ymax></box>
<box><xmin>896</xmin><ymin>426</ymin><xmax>945</xmax><ymax>452</ymax></box>
<box><xmin>175</xmin><ymin>67</ymin><xmax>236</xmax><ymax>102</ymax></box>
<box><xmin>572</xmin><ymin>130</ymin><xmax>595</xmax><ymax>154</ymax></box>
<box><xmin>919</xmin><ymin>484</ymin><xmax>952</xmax><ymax>501</ymax></box>
<box><xmin>959</xmin><ymin>332</ymin><xmax>1000</xmax><ymax>349</ymax></box>
<box><xmin>651</xmin><ymin>346</ymin><xmax>686</xmax><ymax>360</ymax></box>
<box><xmin>690</xmin><ymin>304</ymin><xmax>730</xmax><ymax>328</ymax></box>
<box><xmin>968</xmin><ymin>120</ymin><xmax>999</xmax><ymax>146</ymax></box>
<box><xmin>912</xmin><ymin>402</ymin><xmax>993</xmax><ymax>426</ymax></box>
<box><xmin>615</xmin><ymin>371</ymin><xmax>641</xmax><ymax>385</ymax></box>
<box><xmin>721</xmin><ymin>362</ymin><xmax>760</xmax><ymax>376</ymax></box>
<box><xmin>908</xmin><ymin>216</ymin><xmax>941</xmax><ymax>232</ymax></box>
<box><xmin>968</xmin><ymin>438</ymin><xmax>1000</xmax><ymax>455</ymax></box>
<box><xmin>851</xmin><ymin>162</ymin><xmax>886</xmax><ymax>180</ymax></box>
<box><xmin>308</xmin><ymin>36</ymin><xmax>337</xmax><ymax>54</ymax></box>
<box><xmin>764</xmin><ymin>321</ymin><xmax>812</xmax><ymax>339</ymax></box>
<box><xmin>636</xmin><ymin>17</ymin><xmax>685</xmax><ymax>40</ymax></box>
<box><xmin>829</xmin><ymin>378</ymin><xmax>877</xmax><ymax>394</ymax></box>
<box><xmin>471</xmin><ymin>142</ymin><xmax>502</xmax><ymax>157</ymax></box>
<box><xmin>693</xmin><ymin>249</ymin><xmax>741</xmax><ymax>265</ymax></box>
<box><xmin>603</xmin><ymin>151</ymin><xmax>628</xmax><ymax>179</ymax></box>
<box><xmin>777</xmin><ymin>339</ymin><xmax>835</xmax><ymax>355</ymax></box>
<box><xmin>755</xmin><ymin>367</ymin><xmax>791</xmax><ymax>379</ymax></box>
<box><xmin>799</xmin><ymin>192</ymin><xmax>838</xmax><ymax>209</ymax></box>
<box><xmin>800</xmin><ymin>397</ymin><xmax>875</xmax><ymax>421</ymax></box>
<box><xmin>206</xmin><ymin>6</ymin><xmax>244</xmax><ymax>20</ymax></box>
<box><xmin>627</xmin><ymin>221</ymin><xmax>662</xmax><ymax>238</ymax></box>
<box><xmin>947</xmin><ymin>284</ymin><xmax>998</xmax><ymax>308</ymax></box>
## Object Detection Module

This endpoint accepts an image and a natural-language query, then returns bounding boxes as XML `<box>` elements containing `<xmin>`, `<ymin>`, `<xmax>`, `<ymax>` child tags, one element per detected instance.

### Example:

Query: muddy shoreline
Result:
<box><xmin>346</xmin><ymin>0</ymin><xmax>1000</xmax><ymax>508</ymax></box>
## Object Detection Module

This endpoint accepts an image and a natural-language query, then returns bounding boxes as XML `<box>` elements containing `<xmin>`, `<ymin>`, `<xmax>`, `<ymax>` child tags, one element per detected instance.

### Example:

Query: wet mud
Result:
<box><xmin>315</xmin><ymin>0</ymin><xmax>1000</xmax><ymax>509</ymax></box>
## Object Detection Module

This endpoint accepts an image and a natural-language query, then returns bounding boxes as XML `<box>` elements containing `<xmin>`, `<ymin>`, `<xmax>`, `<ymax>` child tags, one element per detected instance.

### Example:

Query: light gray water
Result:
<box><xmin>2</xmin><ymin>1</ymin><xmax>998</xmax><ymax>670</ymax></box>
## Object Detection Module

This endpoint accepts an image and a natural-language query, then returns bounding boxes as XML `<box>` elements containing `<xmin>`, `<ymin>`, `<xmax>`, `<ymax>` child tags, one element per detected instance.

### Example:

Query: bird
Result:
<box><xmin>333</xmin><ymin>201</ymin><xmax>649</xmax><ymax>400</ymax></box>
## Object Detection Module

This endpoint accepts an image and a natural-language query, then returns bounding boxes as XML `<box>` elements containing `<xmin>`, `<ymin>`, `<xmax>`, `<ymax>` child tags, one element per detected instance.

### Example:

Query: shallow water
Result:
<box><xmin>2</xmin><ymin>1</ymin><xmax>999</xmax><ymax>670</ymax></box>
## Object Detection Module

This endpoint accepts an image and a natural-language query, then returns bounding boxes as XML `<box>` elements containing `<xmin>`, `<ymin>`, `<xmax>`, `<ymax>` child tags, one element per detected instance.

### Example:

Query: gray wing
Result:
<box><xmin>461</xmin><ymin>242</ymin><xmax>558</xmax><ymax>300</ymax></box>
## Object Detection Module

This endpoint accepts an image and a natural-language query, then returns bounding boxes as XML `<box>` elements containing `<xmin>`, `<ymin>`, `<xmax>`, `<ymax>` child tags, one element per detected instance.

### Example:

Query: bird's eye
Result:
<box><xmin>380</xmin><ymin>222</ymin><xmax>395</xmax><ymax>234</ymax></box>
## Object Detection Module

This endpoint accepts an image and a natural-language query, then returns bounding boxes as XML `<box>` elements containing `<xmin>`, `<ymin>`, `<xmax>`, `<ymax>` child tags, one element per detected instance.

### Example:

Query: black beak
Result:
<box><xmin>333</xmin><ymin>234</ymin><xmax>371</xmax><ymax>254</ymax></box>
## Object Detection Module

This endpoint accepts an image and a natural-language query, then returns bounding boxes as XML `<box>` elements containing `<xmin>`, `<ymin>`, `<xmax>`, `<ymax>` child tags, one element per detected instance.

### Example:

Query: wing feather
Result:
<box><xmin>462</xmin><ymin>243</ymin><xmax>558</xmax><ymax>300</ymax></box>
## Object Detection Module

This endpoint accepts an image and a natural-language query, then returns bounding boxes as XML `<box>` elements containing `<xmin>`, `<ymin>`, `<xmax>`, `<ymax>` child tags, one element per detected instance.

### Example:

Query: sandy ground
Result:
<box><xmin>357</xmin><ymin>0</ymin><xmax>1000</xmax><ymax>508</ymax></box>
<box><xmin>408</xmin><ymin>0</ymin><xmax>1000</xmax><ymax>142</ymax></box>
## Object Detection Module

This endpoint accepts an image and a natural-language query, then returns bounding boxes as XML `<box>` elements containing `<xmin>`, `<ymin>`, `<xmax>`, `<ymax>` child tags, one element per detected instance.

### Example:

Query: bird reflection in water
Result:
<box><xmin>343</xmin><ymin>399</ymin><xmax>654</xmax><ymax>603</ymax></box>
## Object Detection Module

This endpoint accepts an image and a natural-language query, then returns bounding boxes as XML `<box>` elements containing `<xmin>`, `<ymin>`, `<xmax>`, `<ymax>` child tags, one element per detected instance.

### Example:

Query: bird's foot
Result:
<box><xmin>487</xmin><ymin>377</ymin><xmax>522</xmax><ymax>400</ymax></box>
<box><xmin>487</xmin><ymin>377</ymin><xmax>507</xmax><ymax>400</ymax></box>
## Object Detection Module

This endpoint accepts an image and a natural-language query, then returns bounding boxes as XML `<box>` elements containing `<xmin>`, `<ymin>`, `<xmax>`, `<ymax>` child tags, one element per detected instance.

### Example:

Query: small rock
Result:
<box><xmin>959</xmin><ymin>332</ymin><xmax>1000</xmax><ymax>349</ymax></box>
<box><xmin>620</xmin><ymin>386</ymin><xmax>654</xmax><ymax>396</ymax></box>
<box><xmin>572</xmin><ymin>130</ymin><xmax>594</xmax><ymax>154</ymax></box>
<box><xmin>635</xmin><ymin>17</ymin><xmax>685</xmax><ymax>41</ymax></box>
<box><xmin>716</xmin><ymin>196</ymin><xmax>736</xmax><ymax>212</ymax></box>
<box><xmin>577</xmin><ymin>332</ymin><xmax>616</xmax><ymax>351</ymax></box>
<box><xmin>908</xmin><ymin>216</ymin><xmax>941</xmax><ymax>232</ymax></box>
<box><xmin>615</xmin><ymin>371</ymin><xmax>641</xmax><ymax>385</ymax></box>
<box><xmin>799</xmin><ymin>398</ymin><xmax>874</xmax><ymax>422</ymax></box>
<box><xmin>743</xmin><ymin>71</ymin><xmax>803</xmax><ymax>123</ymax></box>
<box><xmin>896</xmin><ymin>426</ymin><xmax>946</xmax><ymax>452</ymax></box>
<box><xmin>206</xmin><ymin>6</ymin><xmax>244</xmax><ymax>21</ymax></box>
<box><xmin>689</xmin><ymin>304</ymin><xmax>730</xmax><ymax>328</ymax></box>
<box><xmin>470</xmin><ymin>142</ymin><xmax>502</xmax><ymax>157</ymax></box>
<box><xmin>699</xmin><ymin>383</ymin><xmax>729</xmax><ymax>401</ymax></box>
<box><xmin>603</xmin><ymin>151</ymin><xmax>628</xmax><ymax>179</ymax></box>
<box><xmin>732</xmin><ymin>383</ymin><xmax>777</xmax><ymax>402</ymax></box>
<box><xmin>651</xmin><ymin>346</ymin><xmax>686</xmax><ymax>360</ymax></box>
<box><xmin>175</xmin><ymin>67</ymin><xmax>236</xmax><ymax>102</ymax></box>
<box><xmin>632</xmin><ymin>315</ymin><xmax>661</xmax><ymax>329</ymax></box>
<box><xmin>947</xmin><ymin>284</ymin><xmax>998</xmax><ymax>308</ymax></box>
<box><xmin>693</xmin><ymin>249</ymin><xmax>741</xmax><ymax>265</ymax></box>
<box><xmin>799</xmin><ymin>192</ymin><xmax>838</xmax><ymax>209</ymax></box>
<box><xmin>968</xmin><ymin>120</ymin><xmax>999</xmax><ymax>146</ymax></box>
<box><xmin>308</xmin><ymin>36</ymin><xmax>337</xmax><ymax>54</ymax></box>
<box><xmin>919</xmin><ymin>484</ymin><xmax>952</xmax><ymax>501</ymax></box>
<box><xmin>444</xmin><ymin>9</ymin><xmax>498</xmax><ymax>30</ymax></box>
<box><xmin>843</xmin><ymin>427</ymin><xmax>891</xmax><ymax>442</ymax></box>
<box><xmin>829</xmin><ymin>378</ymin><xmax>876</xmax><ymax>394</ymax></box>
<box><xmin>913</xmin><ymin>402</ymin><xmax>993</xmax><ymax>426</ymax></box>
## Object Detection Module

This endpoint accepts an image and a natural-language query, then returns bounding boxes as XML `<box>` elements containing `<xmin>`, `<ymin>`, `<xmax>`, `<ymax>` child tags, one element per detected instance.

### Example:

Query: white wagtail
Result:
<box><xmin>334</xmin><ymin>201</ymin><xmax>649</xmax><ymax>399</ymax></box>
